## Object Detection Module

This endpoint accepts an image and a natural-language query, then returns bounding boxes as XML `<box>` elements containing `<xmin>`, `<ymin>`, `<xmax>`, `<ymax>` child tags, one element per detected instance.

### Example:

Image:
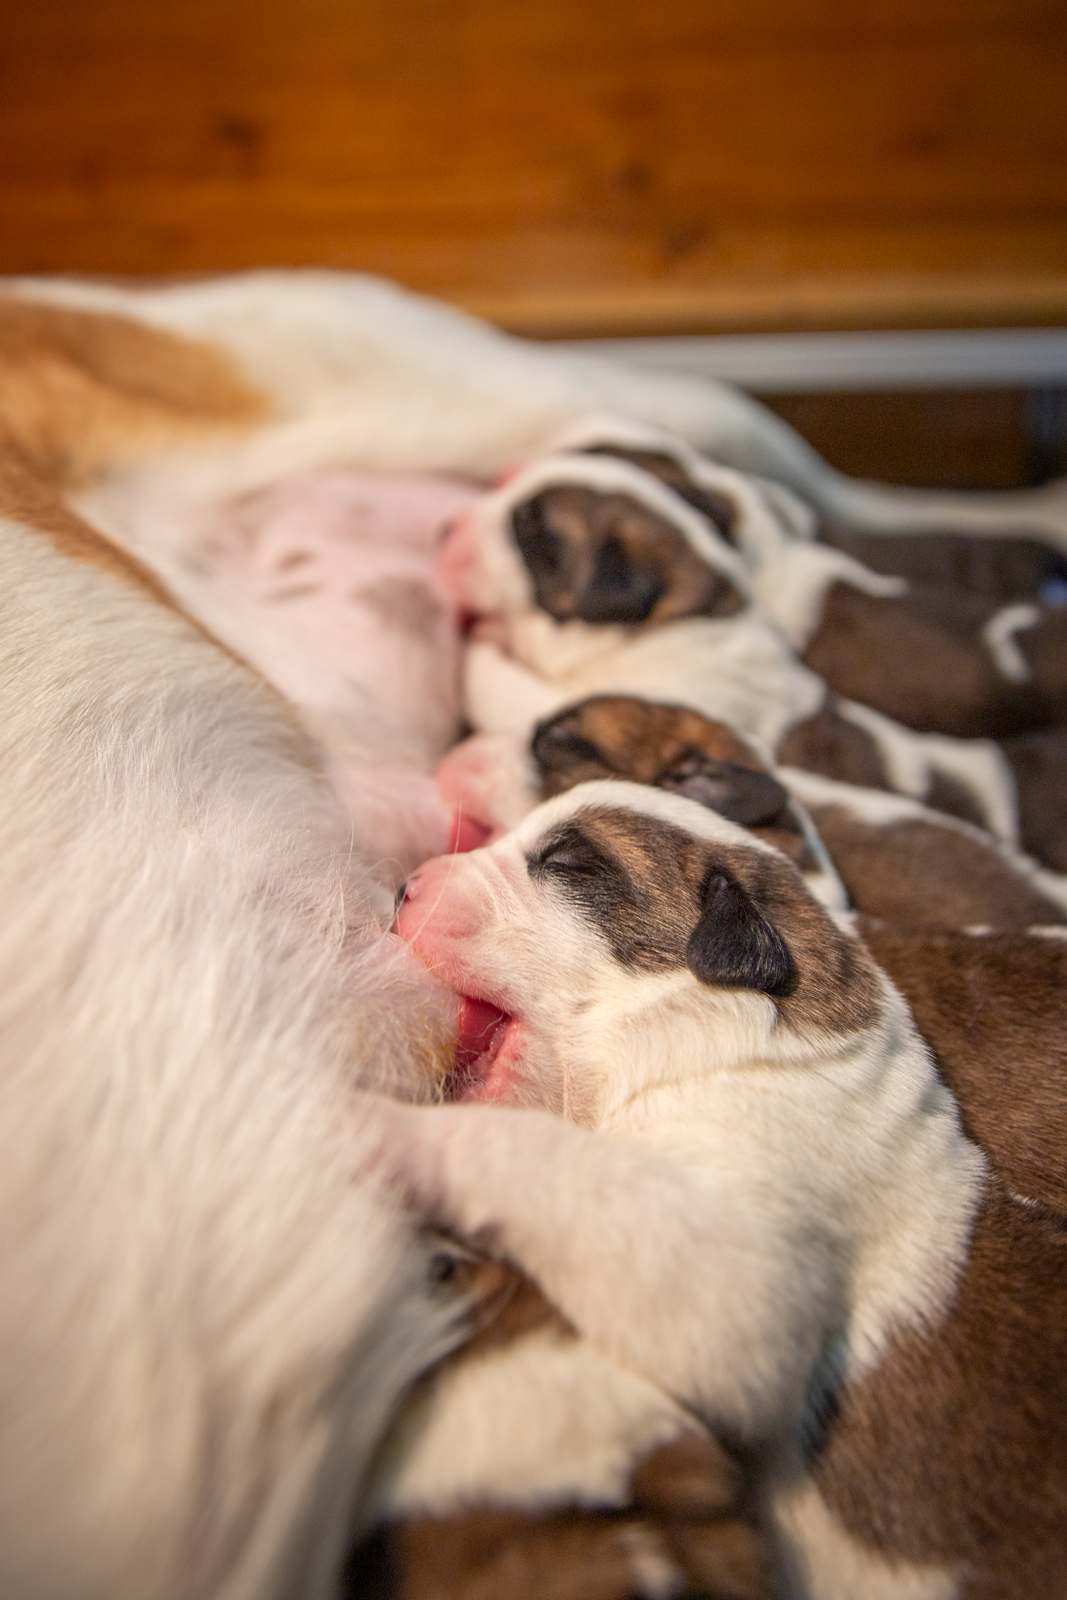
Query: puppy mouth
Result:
<box><xmin>452</xmin><ymin>995</ymin><xmax>515</xmax><ymax>1100</ymax></box>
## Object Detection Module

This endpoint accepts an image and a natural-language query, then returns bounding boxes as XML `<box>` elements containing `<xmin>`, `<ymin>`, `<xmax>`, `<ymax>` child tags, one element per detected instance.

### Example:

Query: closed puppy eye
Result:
<box><xmin>528</xmin><ymin>828</ymin><xmax>606</xmax><ymax>879</ymax></box>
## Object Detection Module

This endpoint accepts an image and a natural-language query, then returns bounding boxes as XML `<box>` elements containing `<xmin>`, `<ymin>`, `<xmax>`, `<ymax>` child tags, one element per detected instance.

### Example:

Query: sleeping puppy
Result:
<box><xmin>441</xmin><ymin>423</ymin><xmax>1067</xmax><ymax>752</ymax></box>
<box><xmin>533</xmin><ymin>416</ymin><xmax>1067</xmax><ymax>742</ymax></box>
<box><xmin>438</xmin><ymin>452</ymin><xmax>1025</xmax><ymax>845</ymax></box>
<box><xmin>383</xmin><ymin>782</ymin><xmax>1067</xmax><ymax>1599</ymax></box>
<box><xmin>436</xmin><ymin>695</ymin><xmax>1066</xmax><ymax>930</ymax></box>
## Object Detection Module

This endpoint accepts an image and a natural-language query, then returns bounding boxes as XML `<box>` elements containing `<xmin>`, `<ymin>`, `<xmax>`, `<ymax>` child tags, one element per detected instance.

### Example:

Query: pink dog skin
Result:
<box><xmin>396</xmin><ymin>857</ymin><xmax>522</xmax><ymax>1101</ymax></box>
<box><xmin>197</xmin><ymin>467</ymin><xmax>489</xmax><ymax>879</ymax></box>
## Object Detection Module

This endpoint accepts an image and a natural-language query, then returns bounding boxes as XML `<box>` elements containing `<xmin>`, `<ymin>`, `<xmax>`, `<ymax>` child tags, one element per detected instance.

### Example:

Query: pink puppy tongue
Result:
<box><xmin>454</xmin><ymin>996</ymin><xmax>510</xmax><ymax>1090</ymax></box>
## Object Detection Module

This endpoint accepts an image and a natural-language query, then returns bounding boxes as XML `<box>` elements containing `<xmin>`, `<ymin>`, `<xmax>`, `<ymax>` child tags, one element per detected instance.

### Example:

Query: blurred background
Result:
<box><xmin>2</xmin><ymin>0</ymin><xmax>1065</xmax><ymax>485</ymax></box>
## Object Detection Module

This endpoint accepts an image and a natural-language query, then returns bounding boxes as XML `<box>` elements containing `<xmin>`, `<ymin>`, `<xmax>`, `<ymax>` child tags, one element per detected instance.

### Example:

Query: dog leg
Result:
<box><xmin>370</xmin><ymin>1098</ymin><xmax>841</xmax><ymax>1438</ymax></box>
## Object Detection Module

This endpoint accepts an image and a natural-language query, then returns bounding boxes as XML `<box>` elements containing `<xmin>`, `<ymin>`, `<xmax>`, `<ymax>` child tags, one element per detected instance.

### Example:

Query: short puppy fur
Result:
<box><xmin>380</xmin><ymin>781</ymin><xmax>1066</xmax><ymax>1597</ymax></box>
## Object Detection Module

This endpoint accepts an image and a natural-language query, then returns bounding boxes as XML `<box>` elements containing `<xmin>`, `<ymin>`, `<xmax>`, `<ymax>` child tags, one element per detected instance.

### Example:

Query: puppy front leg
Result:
<box><xmin>371</xmin><ymin>1099</ymin><xmax>838</xmax><ymax>1438</ymax></box>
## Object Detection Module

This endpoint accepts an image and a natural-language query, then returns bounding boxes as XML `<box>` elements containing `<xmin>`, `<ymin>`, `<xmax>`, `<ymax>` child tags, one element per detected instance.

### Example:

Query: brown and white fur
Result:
<box><xmin>3</xmin><ymin>270</ymin><xmax>1065</xmax><ymax>1600</ymax></box>
<box><xmin>0</xmin><ymin>270</ymin><xmax>864</xmax><ymax>1600</ymax></box>
<box><xmin>437</xmin><ymin>454</ymin><xmax>1026</xmax><ymax>846</ymax></box>
<box><xmin>379</xmin><ymin>782</ymin><xmax>1067</xmax><ymax>1596</ymax></box>
<box><xmin>383</xmin><ymin>782</ymin><xmax>1067</xmax><ymax>1598</ymax></box>
<box><xmin>537</xmin><ymin>415</ymin><xmax>1067</xmax><ymax>742</ymax></box>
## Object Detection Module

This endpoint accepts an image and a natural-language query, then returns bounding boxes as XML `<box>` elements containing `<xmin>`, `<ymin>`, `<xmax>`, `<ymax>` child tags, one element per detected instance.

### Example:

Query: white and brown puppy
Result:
<box><xmin>383</xmin><ymin>785</ymin><xmax>1067</xmax><ymax>1598</ymax></box>
<box><xmin>383</xmin><ymin>784</ymin><xmax>1022</xmax><ymax>1582</ymax></box>
<box><xmin>529</xmin><ymin>695</ymin><xmax>1067</xmax><ymax>931</ymax></box>
<box><xmin>438</xmin><ymin>454</ymin><xmax>1023</xmax><ymax>845</ymax></box>
<box><xmin>533</xmin><ymin>416</ymin><xmax>1067</xmax><ymax>743</ymax></box>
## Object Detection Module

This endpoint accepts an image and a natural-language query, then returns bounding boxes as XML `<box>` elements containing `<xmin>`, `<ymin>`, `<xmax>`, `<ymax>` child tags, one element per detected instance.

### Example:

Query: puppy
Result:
<box><xmin>530</xmin><ymin>416</ymin><xmax>1067</xmax><ymax>741</ymax></box>
<box><xmin>439</xmin><ymin>453</ymin><xmax>1023</xmax><ymax>845</ymax></box>
<box><xmin>385</xmin><ymin>781</ymin><xmax>1067</xmax><ymax>1598</ymax></box>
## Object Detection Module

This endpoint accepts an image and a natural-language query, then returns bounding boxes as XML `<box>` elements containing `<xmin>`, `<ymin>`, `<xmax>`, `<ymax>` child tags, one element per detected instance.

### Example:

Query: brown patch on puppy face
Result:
<box><xmin>511</xmin><ymin>485</ymin><xmax>746</xmax><ymax>625</ymax></box>
<box><xmin>820</xmin><ymin>523</ymin><xmax>1067</xmax><ymax>605</ymax></box>
<box><xmin>528</xmin><ymin>806</ymin><xmax>881</xmax><ymax>1036</ymax></box>
<box><xmin>807</xmin><ymin>806</ymin><xmax>1065</xmax><ymax>930</ymax></box>
<box><xmin>801</xmin><ymin>581</ymin><xmax>1045</xmax><ymax>740</ymax></box>
<box><xmin>775</xmin><ymin>700</ymin><xmax>890</xmax><ymax>793</ymax></box>
<box><xmin>856</xmin><ymin>921</ymin><xmax>1067</xmax><ymax>1212</ymax></box>
<box><xmin>533</xmin><ymin>697</ymin><xmax>817</xmax><ymax>870</ymax></box>
<box><xmin>579</xmin><ymin>443</ymin><xmax>740</xmax><ymax>542</ymax></box>
<box><xmin>0</xmin><ymin>299</ymin><xmax>267</xmax><ymax>485</ymax></box>
<box><xmin>1001</xmin><ymin>725</ymin><xmax>1067</xmax><ymax>872</ymax></box>
<box><xmin>814</xmin><ymin>1183</ymin><xmax>1067</xmax><ymax>1595</ymax></box>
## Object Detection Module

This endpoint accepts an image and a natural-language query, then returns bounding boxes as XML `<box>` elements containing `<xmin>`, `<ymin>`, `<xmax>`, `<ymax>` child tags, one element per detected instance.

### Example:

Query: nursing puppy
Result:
<box><xmin>437</xmin><ymin>695</ymin><xmax>1066</xmax><ymax>930</ymax></box>
<box><xmin>524</xmin><ymin>417</ymin><xmax>1067</xmax><ymax>742</ymax></box>
<box><xmin>439</xmin><ymin>455</ymin><xmax>1023</xmax><ymax>845</ymax></box>
<box><xmin>385</xmin><ymin>782</ymin><xmax>1067</xmax><ymax>1598</ymax></box>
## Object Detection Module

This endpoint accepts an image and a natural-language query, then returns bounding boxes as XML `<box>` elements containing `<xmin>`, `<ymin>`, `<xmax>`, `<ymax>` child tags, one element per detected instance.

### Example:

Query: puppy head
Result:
<box><xmin>436</xmin><ymin>453</ymin><xmax>750</xmax><ymax>629</ymax></box>
<box><xmin>531</xmin><ymin>696</ymin><xmax>826</xmax><ymax>875</ymax></box>
<box><xmin>396</xmin><ymin>782</ymin><xmax>880</xmax><ymax>1123</ymax></box>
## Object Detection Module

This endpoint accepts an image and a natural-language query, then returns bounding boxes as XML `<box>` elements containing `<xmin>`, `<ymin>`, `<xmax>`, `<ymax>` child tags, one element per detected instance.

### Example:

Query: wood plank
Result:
<box><xmin>1</xmin><ymin>0</ymin><xmax>1066</xmax><ymax>334</ymax></box>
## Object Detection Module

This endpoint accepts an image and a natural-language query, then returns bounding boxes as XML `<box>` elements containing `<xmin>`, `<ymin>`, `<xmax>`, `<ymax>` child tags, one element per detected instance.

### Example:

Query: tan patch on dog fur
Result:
<box><xmin>0</xmin><ymin>298</ymin><xmax>267</xmax><ymax>484</ymax></box>
<box><xmin>1000</xmin><ymin>725</ymin><xmax>1067</xmax><ymax>872</ymax></box>
<box><xmin>535</xmin><ymin>806</ymin><xmax>881</xmax><ymax>1037</ymax></box>
<box><xmin>0</xmin><ymin>446</ymin><xmax>178</xmax><ymax>606</ymax></box>
<box><xmin>533</xmin><ymin>697</ymin><xmax>817</xmax><ymax>872</ymax></box>
<box><xmin>801</xmin><ymin>581</ymin><xmax>1048</xmax><ymax>741</ymax></box>
<box><xmin>814</xmin><ymin>1181</ymin><xmax>1067</xmax><ymax>1598</ymax></box>
<box><xmin>512</xmin><ymin>486</ymin><xmax>746</xmax><ymax>626</ymax></box>
<box><xmin>433</xmin><ymin>1255</ymin><xmax>574</xmax><ymax>1362</ymax></box>
<box><xmin>806</xmin><ymin>806</ymin><xmax>1065</xmax><ymax>930</ymax></box>
<box><xmin>857</xmin><ymin>921</ymin><xmax>1067</xmax><ymax>1212</ymax></box>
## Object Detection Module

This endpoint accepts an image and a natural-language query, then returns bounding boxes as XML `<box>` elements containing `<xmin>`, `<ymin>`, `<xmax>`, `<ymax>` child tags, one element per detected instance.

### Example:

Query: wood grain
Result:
<box><xmin>1</xmin><ymin>0</ymin><xmax>1066</xmax><ymax>334</ymax></box>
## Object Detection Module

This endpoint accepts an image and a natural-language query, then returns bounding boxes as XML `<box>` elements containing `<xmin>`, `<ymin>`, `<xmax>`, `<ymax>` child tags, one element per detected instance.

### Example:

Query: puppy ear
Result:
<box><xmin>686</xmin><ymin>869</ymin><xmax>796</xmax><ymax>996</ymax></box>
<box><xmin>658</xmin><ymin>753</ymin><xmax>790</xmax><ymax>827</ymax></box>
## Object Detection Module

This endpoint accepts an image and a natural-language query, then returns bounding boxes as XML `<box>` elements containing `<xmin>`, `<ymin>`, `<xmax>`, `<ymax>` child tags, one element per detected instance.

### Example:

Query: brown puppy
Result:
<box><xmin>530</xmin><ymin>696</ymin><xmax>1067</xmax><ymax>931</ymax></box>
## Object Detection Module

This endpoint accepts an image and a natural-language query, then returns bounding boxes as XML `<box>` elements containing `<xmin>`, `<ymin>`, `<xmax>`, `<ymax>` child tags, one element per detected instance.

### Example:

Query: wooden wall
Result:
<box><xmin>1</xmin><ymin>0</ymin><xmax>1066</xmax><ymax>337</ymax></box>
